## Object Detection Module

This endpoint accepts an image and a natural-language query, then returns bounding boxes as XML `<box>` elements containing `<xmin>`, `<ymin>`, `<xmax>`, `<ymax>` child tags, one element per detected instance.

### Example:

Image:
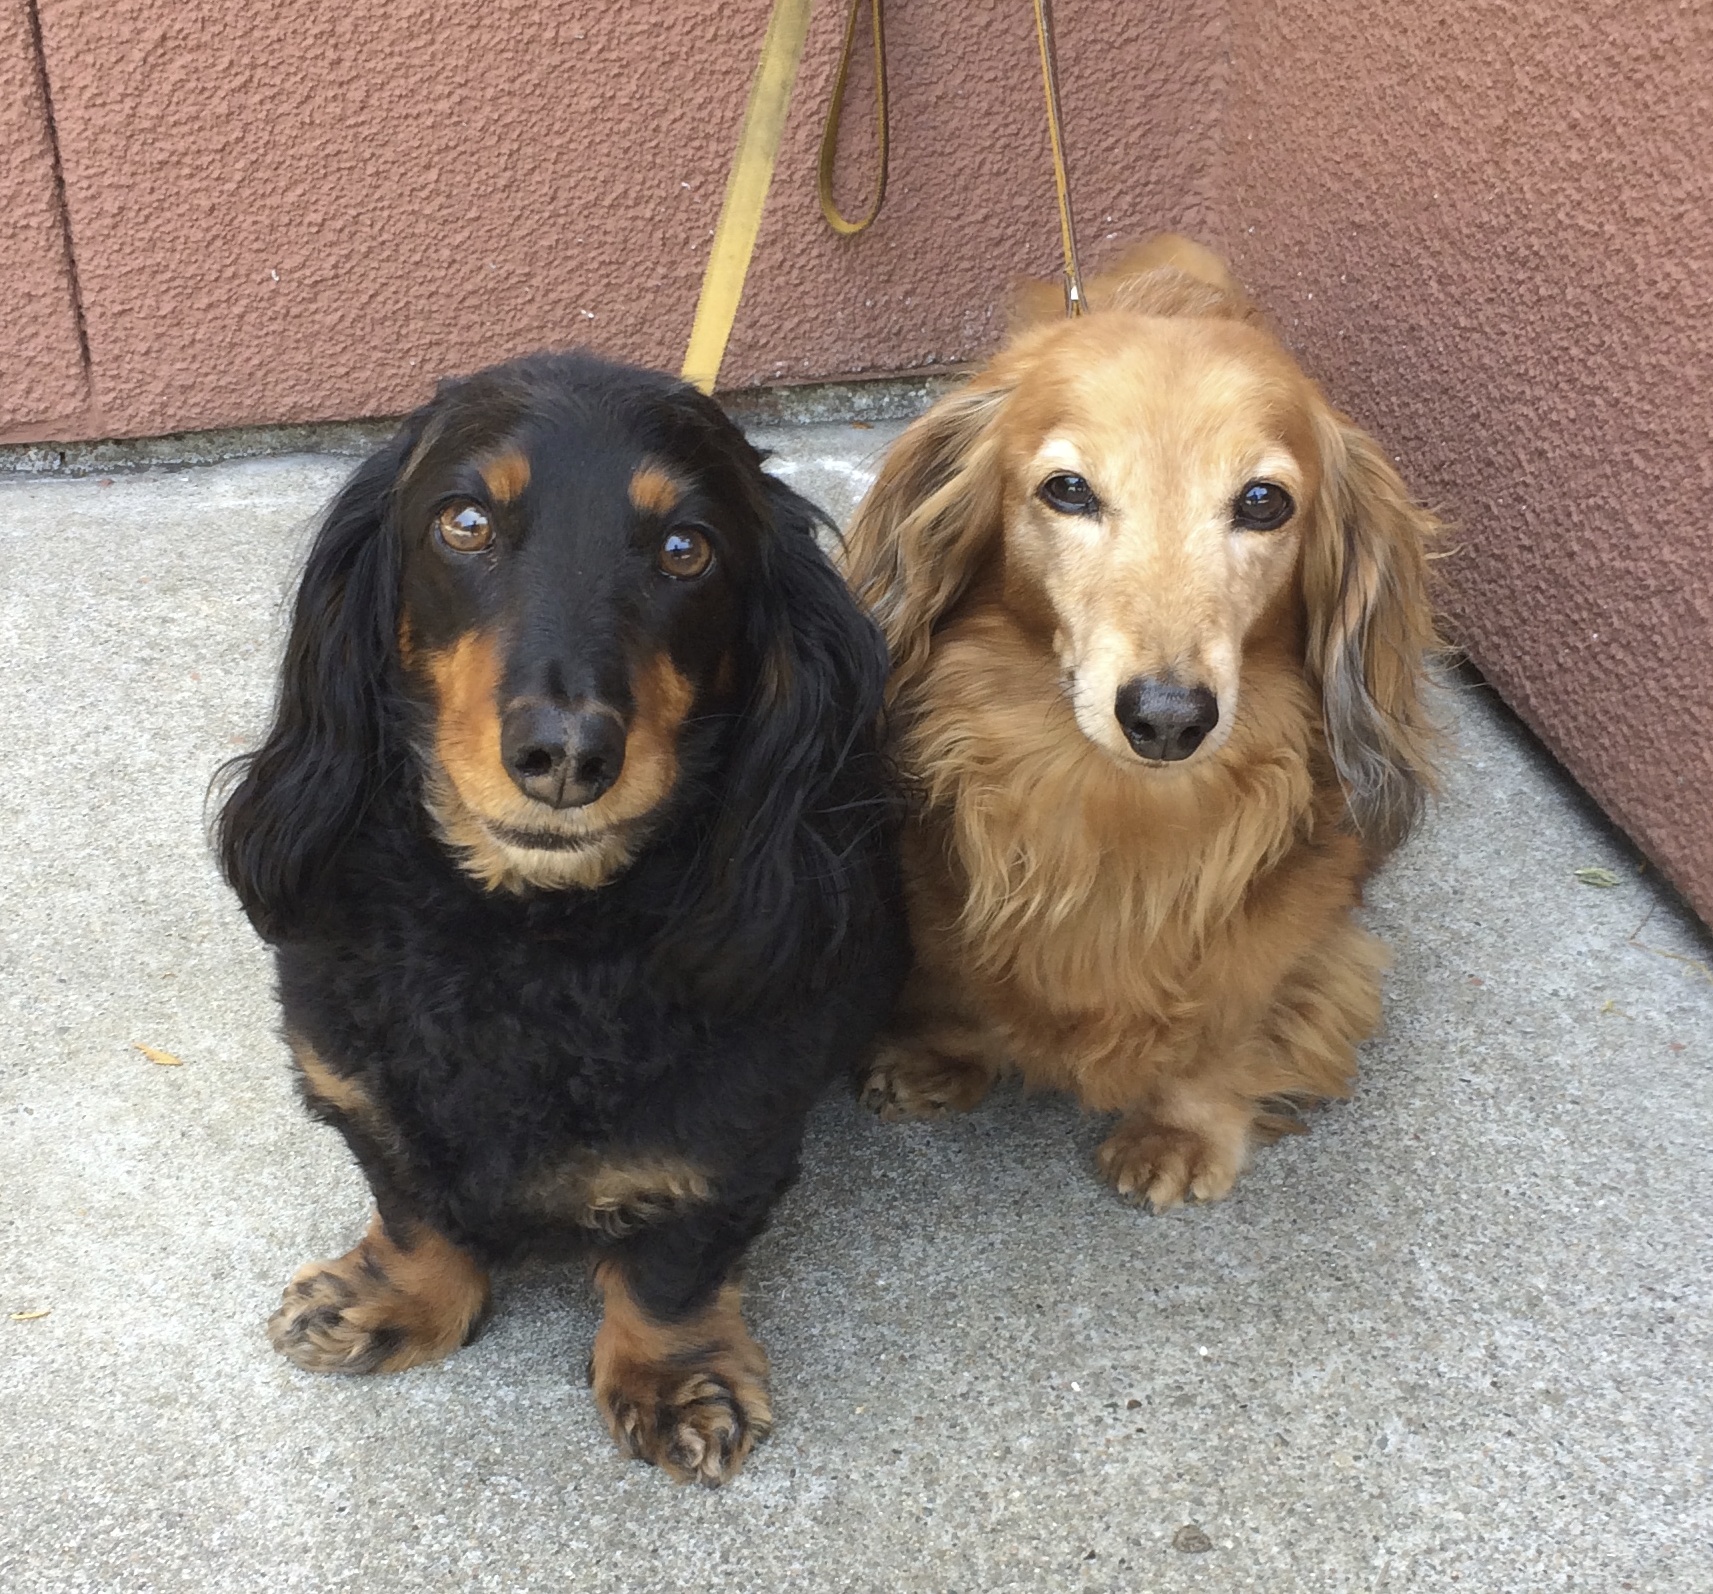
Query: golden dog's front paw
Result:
<box><xmin>1096</xmin><ymin>1116</ymin><xmax>1248</xmax><ymax>1212</ymax></box>
<box><xmin>860</xmin><ymin>1038</ymin><xmax>995</xmax><ymax>1121</ymax></box>
<box><xmin>590</xmin><ymin>1272</ymin><xmax>771</xmax><ymax>1487</ymax></box>
<box><xmin>267</xmin><ymin>1213</ymin><xmax>489</xmax><ymax>1375</ymax></box>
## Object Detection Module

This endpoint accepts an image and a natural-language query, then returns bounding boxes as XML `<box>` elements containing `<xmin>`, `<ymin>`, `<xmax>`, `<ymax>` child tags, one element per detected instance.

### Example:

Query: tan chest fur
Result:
<box><xmin>902</xmin><ymin>610</ymin><xmax>1364</xmax><ymax>1095</ymax></box>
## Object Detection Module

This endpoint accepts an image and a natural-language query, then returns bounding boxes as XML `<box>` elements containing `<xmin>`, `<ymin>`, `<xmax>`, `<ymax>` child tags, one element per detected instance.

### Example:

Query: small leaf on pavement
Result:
<box><xmin>133</xmin><ymin>1043</ymin><xmax>184</xmax><ymax>1067</ymax></box>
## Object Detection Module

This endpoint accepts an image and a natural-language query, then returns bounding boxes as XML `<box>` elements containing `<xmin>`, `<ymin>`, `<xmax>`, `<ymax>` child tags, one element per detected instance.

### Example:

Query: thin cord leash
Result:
<box><xmin>817</xmin><ymin>0</ymin><xmax>889</xmax><ymax>235</ymax></box>
<box><xmin>681</xmin><ymin>0</ymin><xmax>814</xmax><ymax>395</ymax></box>
<box><xmin>1032</xmin><ymin>0</ymin><xmax>1085</xmax><ymax>317</ymax></box>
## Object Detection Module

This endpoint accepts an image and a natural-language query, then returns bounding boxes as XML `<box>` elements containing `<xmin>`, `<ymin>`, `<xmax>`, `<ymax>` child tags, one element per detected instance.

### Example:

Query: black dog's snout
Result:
<box><xmin>501</xmin><ymin>703</ymin><xmax>627</xmax><ymax>808</ymax></box>
<box><xmin>1114</xmin><ymin>677</ymin><xmax>1220</xmax><ymax>763</ymax></box>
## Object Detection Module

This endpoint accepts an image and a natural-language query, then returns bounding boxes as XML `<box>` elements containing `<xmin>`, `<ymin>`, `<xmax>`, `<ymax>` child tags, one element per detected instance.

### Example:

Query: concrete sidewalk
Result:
<box><xmin>2</xmin><ymin>426</ymin><xmax>1709</xmax><ymax>1593</ymax></box>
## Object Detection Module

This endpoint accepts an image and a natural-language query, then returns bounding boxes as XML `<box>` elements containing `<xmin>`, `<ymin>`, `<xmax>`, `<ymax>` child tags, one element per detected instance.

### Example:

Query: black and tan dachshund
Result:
<box><xmin>218</xmin><ymin>352</ymin><xmax>906</xmax><ymax>1485</ymax></box>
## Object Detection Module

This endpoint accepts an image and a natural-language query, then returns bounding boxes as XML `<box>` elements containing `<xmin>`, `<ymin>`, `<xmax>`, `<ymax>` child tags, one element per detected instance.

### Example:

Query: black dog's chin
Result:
<box><xmin>486</xmin><ymin>822</ymin><xmax>604</xmax><ymax>853</ymax></box>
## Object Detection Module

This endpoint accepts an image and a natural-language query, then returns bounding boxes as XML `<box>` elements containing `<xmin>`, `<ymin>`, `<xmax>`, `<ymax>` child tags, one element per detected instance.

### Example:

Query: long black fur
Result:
<box><xmin>217</xmin><ymin>352</ymin><xmax>906</xmax><ymax>1378</ymax></box>
<box><xmin>217</xmin><ymin>428</ymin><xmax>419</xmax><ymax>942</ymax></box>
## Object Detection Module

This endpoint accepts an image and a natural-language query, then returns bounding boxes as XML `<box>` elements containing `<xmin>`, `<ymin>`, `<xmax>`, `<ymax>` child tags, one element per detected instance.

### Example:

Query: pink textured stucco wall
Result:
<box><xmin>723</xmin><ymin>0</ymin><xmax>1226</xmax><ymax>384</ymax></box>
<box><xmin>12</xmin><ymin>0</ymin><xmax>1219</xmax><ymax>442</ymax></box>
<box><xmin>1222</xmin><ymin>0</ymin><xmax>1713</xmax><ymax>923</ymax></box>
<box><xmin>0</xmin><ymin>0</ymin><xmax>84</xmax><ymax>427</ymax></box>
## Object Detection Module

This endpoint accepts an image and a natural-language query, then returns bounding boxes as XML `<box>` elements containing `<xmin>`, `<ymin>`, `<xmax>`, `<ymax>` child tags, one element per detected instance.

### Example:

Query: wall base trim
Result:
<box><xmin>0</xmin><ymin>370</ymin><xmax>967</xmax><ymax>477</ymax></box>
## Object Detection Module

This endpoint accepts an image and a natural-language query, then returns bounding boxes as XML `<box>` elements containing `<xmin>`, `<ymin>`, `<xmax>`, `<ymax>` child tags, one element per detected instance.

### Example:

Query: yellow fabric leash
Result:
<box><xmin>1032</xmin><ymin>0</ymin><xmax>1085</xmax><ymax>317</ymax></box>
<box><xmin>681</xmin><ymin>0</ymin><xmax>815</xmax><ymax>395</ymax></box>
<box><xmin>816</xmin><ymin>0</ymin><xmax>889</xmax><ymax>236</ymax></box>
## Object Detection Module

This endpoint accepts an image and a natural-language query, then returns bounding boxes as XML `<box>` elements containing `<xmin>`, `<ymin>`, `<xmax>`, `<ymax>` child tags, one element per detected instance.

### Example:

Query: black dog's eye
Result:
<box><xmin>1233</xmin><ymin>480</ymin><xmax>1294</xmax><ymax>531</ymax></box>
<box><xmin>1038</xmin><ymin>473</ymin><xmax>1100</xmax><ymax>515</ymax></box>
<box><xmin>434</xmin><ymin>500</ymin><xmax>494</xmax><ymax>553</ymax></box>
<box><xmin>658</xmin><ymin>527</ymin><xmax>714</xmax><ymax>580</ymax></box>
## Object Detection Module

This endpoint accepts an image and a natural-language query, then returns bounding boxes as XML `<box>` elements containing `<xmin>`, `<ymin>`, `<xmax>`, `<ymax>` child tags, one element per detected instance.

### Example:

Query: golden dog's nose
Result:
<box><xmin>1114</xmin><ymin>677</ymin><xmax>1219</xmax><ymax>763</ymax></box>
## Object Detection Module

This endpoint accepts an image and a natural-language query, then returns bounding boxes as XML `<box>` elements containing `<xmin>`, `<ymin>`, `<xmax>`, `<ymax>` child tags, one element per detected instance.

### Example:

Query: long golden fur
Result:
<box><xmin>842</xmin><ymin>235</ymin><xmax>1440</xmax><ymax>1210</ymax></box>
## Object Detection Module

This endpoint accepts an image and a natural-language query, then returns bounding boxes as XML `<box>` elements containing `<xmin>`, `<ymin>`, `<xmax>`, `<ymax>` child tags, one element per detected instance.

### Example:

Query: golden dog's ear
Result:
<box><xmin>842</xmin><ymin>381</ymin><xmax>1011</xmax><ymax>706</ymax></box>
<box><xmin>1302</xmin><ymin>410</ymin><xmax>1442</xmax><ymax>854</ymax></box>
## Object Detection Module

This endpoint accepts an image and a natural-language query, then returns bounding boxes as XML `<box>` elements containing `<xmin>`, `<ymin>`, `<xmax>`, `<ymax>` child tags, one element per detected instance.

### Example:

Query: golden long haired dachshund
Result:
<box><xmin>842</xmin><ymin>235</ymin><xmax>1440</xmax><ymax>1210</ymax></box>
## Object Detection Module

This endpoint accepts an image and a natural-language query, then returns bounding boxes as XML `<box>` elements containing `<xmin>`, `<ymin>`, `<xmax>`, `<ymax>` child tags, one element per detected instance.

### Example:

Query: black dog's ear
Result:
<box><xmin>678</xmin><ymin>477</ymin><xmax>895</xmax><ymax>1008</ymax></box>
<box><xmin>215</xmin><ymin>426</ymin><xmax>418</xmax><ymax>940</ymax></box>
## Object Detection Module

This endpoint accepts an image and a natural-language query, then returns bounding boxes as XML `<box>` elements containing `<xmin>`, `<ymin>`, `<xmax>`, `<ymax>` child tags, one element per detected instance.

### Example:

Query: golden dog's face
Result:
<box><xmin>995</xmin><ymin>316</ymin><xmax>1324</xmax><ymax>769</ymax></box>
<box><xmin>844</xmin><ymin>234</ymin><xmax>1439</xmax><ymax>852</ymax></box>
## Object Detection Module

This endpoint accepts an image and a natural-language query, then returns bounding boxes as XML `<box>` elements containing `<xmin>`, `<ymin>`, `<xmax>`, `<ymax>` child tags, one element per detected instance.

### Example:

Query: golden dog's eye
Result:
<box><xmin>658</xmin><ymin>527</ymin><xmax>714</xmax><ymax>580</ymax></box>
<box><xmin>1234</xmin><ymin>480</ymin><xmax>1294</xmax><ymax>530</ymax></box>
<box><xmin>1038</xmin><ymin>473</ymin><xmax>1099</xmax><ymax>515</ymax></box>
<box><xmin>434</xmin><ymin>501</ymin><xmax>493</xmax><ymax>553</ymax></box>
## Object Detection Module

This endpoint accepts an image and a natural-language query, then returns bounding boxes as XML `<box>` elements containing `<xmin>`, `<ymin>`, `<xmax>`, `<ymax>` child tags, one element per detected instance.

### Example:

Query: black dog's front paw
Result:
<box><xmin>598</xmin><ymin>1363</ymin><xmax>771</xmax><ymax>1487</ymax></box>
<box><xmin>589</xmin><ymin>1273</ymin><xmax>771</xmax><ymax>1487</ymax></box>
<box><xmin>267</xmin><ymin>1214</ymin><xmax>489</xmax><ymax>1374</ymax></box>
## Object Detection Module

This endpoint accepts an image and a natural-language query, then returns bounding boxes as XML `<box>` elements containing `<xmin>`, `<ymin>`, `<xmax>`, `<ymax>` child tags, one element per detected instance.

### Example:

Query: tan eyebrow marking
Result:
<box><xmin>477</xmin><ymin>448</ymin><xmax>531</xmax><ymax>504</ymax></box>
<box><xmin>628</xmin><ymin>463</ymin><xmax>684</xmax><ymax>517</ymax></box>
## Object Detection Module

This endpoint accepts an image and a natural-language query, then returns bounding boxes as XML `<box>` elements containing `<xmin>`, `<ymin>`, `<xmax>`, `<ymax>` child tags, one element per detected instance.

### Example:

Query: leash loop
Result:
<box><xmin>1032</xmin><ymin>0</ymin><xmax>1085</xmax><ymax>317</ymax></box>
<box><xmin>817</xmin><ymin>0</ymin><xmax>889</xmax><ymax>236</ymax></box>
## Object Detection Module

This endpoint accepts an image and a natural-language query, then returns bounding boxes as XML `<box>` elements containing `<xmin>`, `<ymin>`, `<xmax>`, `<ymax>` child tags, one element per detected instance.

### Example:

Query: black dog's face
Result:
<box><xmin>221</xmin><ymin>351</ymin><xmax>888</xmax><ymax>979</ymax></box>
<box><xmin>392</xmin><ymin>367</ymin><xmax>767</xmax><ymax>891</ymax></box>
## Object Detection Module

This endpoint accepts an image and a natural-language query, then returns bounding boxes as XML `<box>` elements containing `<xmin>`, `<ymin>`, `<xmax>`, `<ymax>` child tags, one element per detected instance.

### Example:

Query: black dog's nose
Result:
<box><xmin>501</xmin><ymin>703</ymin><xmax>627</xmax><ymax>808</ymax></box>
<box><xmin>1114</xmin><ymin>677</ymin><xmax>1220</xmax><ymax>762</ymax></box>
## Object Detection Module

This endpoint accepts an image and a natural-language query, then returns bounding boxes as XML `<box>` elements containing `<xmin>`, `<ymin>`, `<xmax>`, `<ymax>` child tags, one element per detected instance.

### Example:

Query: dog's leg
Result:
<box><xmin>270</xmin><ymin>1036</ymin><xmax>490</xmax><ymax>1372</ymax></box>
<box><xmin>1257</xmin><ymin>913</ymin><xmax>1385</xmax><ymax>1103</ymax></box>
<box><xmin>1095</xmin><ymin>1079</ymin><xmax>1261</xmax><ymax>1212</ymax></box>
<box><xmin>861</xmin><ymin>1028</ymin><xmax>999</xmax><ymax>1119</ymax></box>
<box><xmin>589</xmin><ymin>1259</ymin><xmax>771</xmax><ymax>1488</ymax></box>
<box><xmin>268</xmin><ymin>1209</ymin><xmax>491</xmax><ymax>1373</ymax></box>
<box><xmin>1096</xmin><ymin>917</ymin><xmax>1384</xmax><ymax>1210</ymax></box>
<box><xmin>860</xmin><ymin>970</ymin><xmax>1004</xmax><ymax>1120</ymax></box>
<box><xmin>585</xmin><ymin>1143</ymin><xmax>796</xmax><ymax>1488</ymax></box>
